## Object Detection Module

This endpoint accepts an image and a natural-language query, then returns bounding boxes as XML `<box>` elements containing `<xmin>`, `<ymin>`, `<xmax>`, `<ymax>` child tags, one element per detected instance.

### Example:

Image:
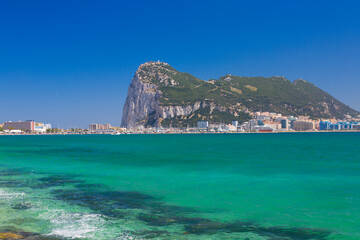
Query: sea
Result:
<box><xmin>0</xmin><ymin>132</ymin><xmax>359</xmax><ymax>239</ymax></box>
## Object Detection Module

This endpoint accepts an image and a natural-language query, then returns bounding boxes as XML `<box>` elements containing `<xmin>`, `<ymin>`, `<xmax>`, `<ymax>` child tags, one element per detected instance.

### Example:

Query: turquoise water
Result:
<box><xmin>0</xmin><ymin>133</ymin><xmax>359</xmax><ymax>239</ymax></box>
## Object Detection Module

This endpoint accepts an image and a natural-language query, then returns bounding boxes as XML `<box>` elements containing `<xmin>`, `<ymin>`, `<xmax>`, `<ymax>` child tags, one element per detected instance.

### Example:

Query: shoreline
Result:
<box><xmin>0</xmin><ymin>130</ymin><xmax>359</xmax><ymax>136</ymax></box>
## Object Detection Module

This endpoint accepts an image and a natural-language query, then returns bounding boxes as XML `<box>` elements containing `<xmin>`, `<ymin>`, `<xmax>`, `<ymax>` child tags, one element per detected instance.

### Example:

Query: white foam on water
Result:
<box><xmin>0</xmin><ymin>188</ymin><xmax>25</xmax><ymax>200</ymax></box>
<box><xmin>42</xmin><ymin>210</ymin><xmax>141</xmax><ymax>239</ymax></box>
<box><xmin>0</xmin><ymin>188</ymin><xmax>139</xmax><ymax>239</ymax></box>
<box><xmin>0</xmin><ymin>187</ymin><xmax>137</xmax><ymax>239</ymax></box>
<box><xmin>40</xmin><ymin>209</ymin><xmax>106</xmax><ymax>239</ymax></box>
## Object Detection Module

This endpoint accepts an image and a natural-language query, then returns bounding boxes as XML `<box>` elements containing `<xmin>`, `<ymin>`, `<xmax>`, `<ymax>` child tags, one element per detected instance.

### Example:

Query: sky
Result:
<box><xmin>1</xmin><ymin>0</ymin><xmax>359</xmax><ymax>128</ymax></box>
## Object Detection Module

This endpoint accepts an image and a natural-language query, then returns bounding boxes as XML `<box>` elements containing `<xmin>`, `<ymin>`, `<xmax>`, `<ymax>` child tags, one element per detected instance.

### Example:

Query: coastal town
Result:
<box><xmin>1</xmin><ymin>111</ymin><xmax>359</xmax><ymax>135</ymax></box>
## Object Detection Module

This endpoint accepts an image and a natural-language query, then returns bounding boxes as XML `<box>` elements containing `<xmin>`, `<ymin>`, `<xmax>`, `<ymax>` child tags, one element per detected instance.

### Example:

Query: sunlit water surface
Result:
<box><xmin>0</xmin><ymin>133</ymin><xmax>359</xmax><ymax>239</ymax></box>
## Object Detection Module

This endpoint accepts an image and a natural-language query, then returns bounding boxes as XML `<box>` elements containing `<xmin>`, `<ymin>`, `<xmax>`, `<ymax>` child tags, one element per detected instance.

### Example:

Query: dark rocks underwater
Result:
<box><xmin>0</xmin><ymin>168</ymin><xmax>332</xmax><ymax>239</ymax></box>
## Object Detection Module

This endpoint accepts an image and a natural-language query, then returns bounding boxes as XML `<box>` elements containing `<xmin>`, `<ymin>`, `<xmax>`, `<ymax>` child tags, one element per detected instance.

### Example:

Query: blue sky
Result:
<box><xmin>1</xmin><ymin>0</ymin><xmax>359</xmax><ymax>128</ymax></box>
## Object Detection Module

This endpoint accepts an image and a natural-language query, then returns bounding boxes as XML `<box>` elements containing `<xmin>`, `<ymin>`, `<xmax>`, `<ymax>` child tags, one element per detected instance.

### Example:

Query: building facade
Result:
<box><xmin>281</xmin><ymin>119</ymin><xmax>289</xmax><ymax>129</ymax></box>
<box><xmin>292</xmin><ymin>121</ymin><xmax>314</xmax><ymax>131</ymax></box>
<box><xmin>89</xmin><ymin>123</ymin><xmax>111</xmax><ymax>131</ymax></box>
<box><xmin>320</xmin><ymin>121</ymin><xmax>359</xmax><ymax>130</ymax></box>
<box><xmin>319</xmin><ymin>121</ymin><xmax>331</xmax><ymax>130</ymax></box>
<box><xmin>197</xmin><ymin>121</ymin><xmax>209</xmax><ymax>129</ymax></box>
<box><xmin>4</xmin><ymin>121</ymin><xmax>35</xmax><ymax>132</ymax></box>
<box><xmin>353</xmin><ymin>125</ymin><xmax>360</xmax><ymax>130</ymax></box>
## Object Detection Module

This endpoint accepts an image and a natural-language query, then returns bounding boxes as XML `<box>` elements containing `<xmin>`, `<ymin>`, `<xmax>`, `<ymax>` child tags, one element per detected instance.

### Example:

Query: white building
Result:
<box><xmin>34</xmin><ymin>125</ymin><xmax>47</xmax><ymax>133</ymax></box>
<box><xmin>34</xmin><ymin>123</ymin><xmax>52</xmax><ymax>133</ymax></box>
<box><xmin>225</xmin><ymin>124</ymin><xmax>237</xmax><ymax>132</ymax></box>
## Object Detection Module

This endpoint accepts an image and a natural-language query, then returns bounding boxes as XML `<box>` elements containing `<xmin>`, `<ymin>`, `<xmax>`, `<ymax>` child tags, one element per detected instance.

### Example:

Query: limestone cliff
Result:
<box><xmin>121</xmin><ymin>69</ymin><xmax>160</xmax><ymax>129</ymax></box>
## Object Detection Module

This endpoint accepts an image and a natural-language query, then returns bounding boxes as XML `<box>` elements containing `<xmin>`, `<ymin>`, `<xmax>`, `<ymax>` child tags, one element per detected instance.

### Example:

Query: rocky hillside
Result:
<box><xmin>121</xmin><ymin>61</ymin><xmax>359</xmax><ymax>128</ymax></box>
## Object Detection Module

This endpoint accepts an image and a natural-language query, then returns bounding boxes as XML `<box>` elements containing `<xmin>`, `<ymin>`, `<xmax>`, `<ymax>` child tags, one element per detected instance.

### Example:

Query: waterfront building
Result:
<box><xmin>353</xmin><ymin>124</ymin><xmax>360</xmax><ymax>130</ymax></box>
<box><xmin>339</xmin><ymin>122</ymin><xmax>353</xmax><ymax>130</ymax></box>
<box><xmin>281</xmin><ymin>119</ymin><xmax>289</xmax><ymax>129</ymax></box>
<box><xmin>266</xmin><ymin>122</ymin><xmax>282</xmax><ymax>130</ymax></box>
<box><xmin>33</xmin><ymin>122</ymin><xmax>52</xmax><ymax>133</ymax></box>
<box><xmin>292</xmin><ymin>121</ymin><xmax>314</xmax><ymax>131</ymax></box>
<box><xmin>89</xmin><ymin>124</ymin><xmax>97</xmax><ymax>131</ymax></box>
<box><xmin>34</xmin><ymin>125</ymin><xmax>47</xmax><ymax>133</ymax></box>
<box><xmin>329</xmin><ymin>123</ymin><xmax>340</xmax><ymax>130</ymax></box>
<box><xmin>240</xmin><ymin>122</ymin><xmax>248</xmax><ymax>131</ymax></box>
<box><xmin>4</xmin><ymin>120</ymin><xmax>35</xmax><ymax>132</ymax></box>
<box><xmin>319</xmin><ymin>121</ymin><xmax>331</xmax><ymax>130</ymax></box>
<box><xmin>318</xmin><ymin>121</ymin><xmax>358</xmax><ymax>131</ymax></box>
<box><xmin>248</xmin><ymin>119</ymin><xmax>257</xmax><ymax>130</ymax></box>
<box><xmin>225</xmin><ymin>124</ymin><xmax>237</xmax><ymax>132</ymax></box>
<box><xmin>89</xmin><ymin>123</ymin><xmax>111</xmax><ymax>131</ymax></box>
<box><xmin>288</xmin><ymin>118</ymin><xmax>297</xmax><ymax>129</ymax></box>
<box><xmin>327</xmin><ymin>122</ymin><xmax>360</xmax><ymax>130</ymax></box>
<box><xmin>197</xmin><ymin>121</ymin><xmax>209</xmax><ymax>129</ymax></box>
<box><xmin>254</xmin><ymin>125</ymin><xmax>273</xmax><ymax>133</ymax></box>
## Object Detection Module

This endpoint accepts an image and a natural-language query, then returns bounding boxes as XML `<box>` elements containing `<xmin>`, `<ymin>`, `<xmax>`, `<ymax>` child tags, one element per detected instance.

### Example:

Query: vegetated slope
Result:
<box><xmin>121</xmin><ymin>62</ymin><xmax>359</xmax><ymax>128</ymax></box>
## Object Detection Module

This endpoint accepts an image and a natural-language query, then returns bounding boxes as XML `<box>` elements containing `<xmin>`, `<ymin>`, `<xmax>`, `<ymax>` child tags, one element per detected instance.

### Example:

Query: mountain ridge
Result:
<box><xmin>121</xmin><ymin>61</ymin><xmax>359</xmax><ymax>128</ymax></box>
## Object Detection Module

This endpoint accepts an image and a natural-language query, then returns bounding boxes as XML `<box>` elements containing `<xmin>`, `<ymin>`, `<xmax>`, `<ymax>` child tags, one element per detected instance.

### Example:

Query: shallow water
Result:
<box><xmin>0</xmin><ymin>133</ymin><xmax>359</xmax><ymax>239</ymax></box>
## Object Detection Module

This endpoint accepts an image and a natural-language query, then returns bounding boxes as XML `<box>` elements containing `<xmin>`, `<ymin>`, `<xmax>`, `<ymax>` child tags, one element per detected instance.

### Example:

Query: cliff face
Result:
<box><xmin>121</xmin><ymin>73</ymin><xmax>200</xmax><ymax>128</ymax></box>
<box><xmin>121</xmin><ymin>71</ymin><xmax>161</xmax><ymax>128</ymax></box>
<box><xmin>121</xmin><ymin>61</ymin><xmax>359</xmax><ymax>128</ymax></box>
<box><xmin>121</xmin><ymin>62</ymin><xmax>195</xmax><ymax>128</ymax></box>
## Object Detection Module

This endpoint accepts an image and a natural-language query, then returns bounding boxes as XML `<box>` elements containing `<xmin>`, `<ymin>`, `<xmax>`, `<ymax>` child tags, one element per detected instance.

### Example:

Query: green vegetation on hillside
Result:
<box><xmin>137</xmin><ymin>62</ymin><xmax>359</xmax><ymax>126</ymax></box>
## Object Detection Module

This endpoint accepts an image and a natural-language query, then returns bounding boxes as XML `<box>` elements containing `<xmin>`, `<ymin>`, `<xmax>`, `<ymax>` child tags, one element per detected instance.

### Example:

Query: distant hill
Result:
<box><xmin>121</xmin><ymin>62</ymin><xmax>359</xmax><ymax>128</ymax></box>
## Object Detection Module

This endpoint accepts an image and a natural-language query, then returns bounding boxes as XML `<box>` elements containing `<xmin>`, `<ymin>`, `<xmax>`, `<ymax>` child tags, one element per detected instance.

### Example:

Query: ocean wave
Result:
<box><xmin>40</xmin><ymin>210</ymin><xmax>106</xmax><ymax>239</ymax></box>
<box><xmin>0</xmin><ymin>189</ymin><xmax>25</xmax><ymax>200</ymax></box>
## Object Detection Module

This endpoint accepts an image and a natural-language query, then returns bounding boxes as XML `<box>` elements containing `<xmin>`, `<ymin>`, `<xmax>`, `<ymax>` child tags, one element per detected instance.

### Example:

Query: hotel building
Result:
<box><xmin>3</xmin><ymin>120</ymin><xmax>35</xmax><ymax>132</ymax></box>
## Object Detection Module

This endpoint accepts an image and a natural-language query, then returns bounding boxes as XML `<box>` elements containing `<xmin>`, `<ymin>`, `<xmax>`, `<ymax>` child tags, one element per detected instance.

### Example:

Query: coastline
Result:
<box><xmin>1</xmin><ymin>130</ymin><xmax>359</xmax><ymax>136</ymax></box>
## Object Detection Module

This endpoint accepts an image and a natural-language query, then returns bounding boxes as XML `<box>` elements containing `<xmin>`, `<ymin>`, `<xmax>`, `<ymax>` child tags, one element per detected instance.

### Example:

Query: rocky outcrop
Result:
<box><xmin>121</xmin><ymin>61</ymin><xmax>360</xmax><ymax>128</ymax></box>
<box><xmin>121</xmin><ymin>62</ymin><xmax>244</xmax><ymax>128</ymax></box>
<box><xmin>121</xmin><ymin>70</ymin><xmax>161</xmax><ymax>129</ymax></box>
<box><xmin>121</xmin><ymin>62</ymin><xmax>201</xmax><ymax>128</ymax></box>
